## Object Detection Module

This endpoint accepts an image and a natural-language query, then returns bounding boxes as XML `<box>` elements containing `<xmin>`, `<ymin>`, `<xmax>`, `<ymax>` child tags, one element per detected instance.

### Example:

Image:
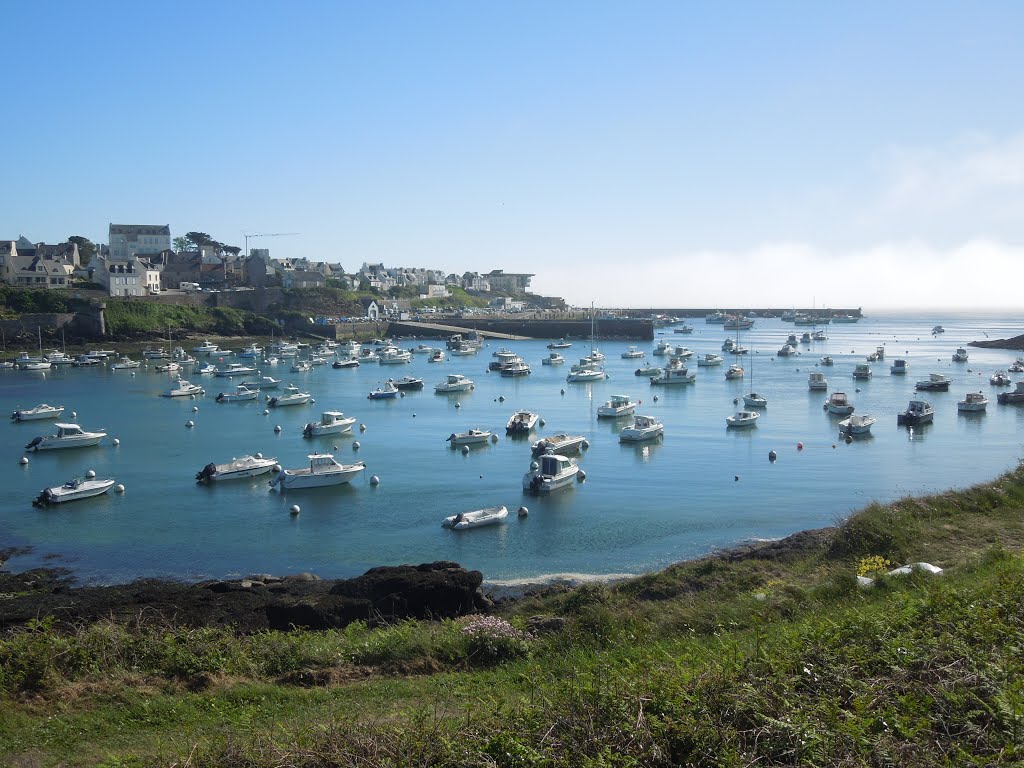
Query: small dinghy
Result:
<box><xmin>442</xmin><ymin>505</ymin><xmax>508</xmax><ymax>530</ymax></box>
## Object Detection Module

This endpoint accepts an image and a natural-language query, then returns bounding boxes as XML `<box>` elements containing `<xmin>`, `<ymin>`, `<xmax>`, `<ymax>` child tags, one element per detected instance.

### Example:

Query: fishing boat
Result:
<box><xmin>651</xmin><ymin>363</ymin><xmax>695</xmax><ymax>385</ymax></box>
<box><xmin>442</xmin><ymin>506</ymin><xmax>508</xmax><ymax>530</ymax></box>
<box><xmin>499</xmin><ymin>358</ymin><xmax>532</xmax><ymax>377</ymax></box>
<box><xmin>724</xmin><ymin>363</ymin><xmax>744</xmax><ymax>380</ymax></box>
<box><xmin>332</xmin><ymin>357</ymin><xmax>360</xmax><ymax>369</ymax></box>
<box><xmin>268</xmin><ymin>384</ymin><xmax>310</xmax><ymax>407</ymax></box>
<box><xmin>434</xmin><ymin>374</ymin><xmax>475</xmax><ymax>393</ymax></box>
<box><xmin>195</xmin><ymin>454</ymin><xmax>278</xmax><ymax>482</ymax></box>
<box><xmin>547</xmin><ymin>339</ymin><xmax>572</xmax><ymax>349</ymax></box>
<box><xmin>215</xmin><ymin>363</ymin><xmax>256</xmax><ymax>377</ymax></box>
<box><xmin>377</xmin><ymin>347</ymin><xmax>412</xmax><ymax>365</ymax></box>
<box><xmin>368</xmin><ymin>380</ymin><xmax>400</xmax><ymax>399</ymax></box>
<box><xmin>290</xmin><ymin>361</ymin><xmax>312</xmax><ymax>373</ymax></box>
<box><xmin>915</xmin><ymin>373</ymin><xmax>950</xmax><ymax>392</ymax></box>
<box><xmin>596</xmin><ymin>394</ymin><xmax>636</xmax><ymax>418</ymax></box>
<box><xmin>990</xmin><ymin>371</ymin><xmax>1010</xmax><ymax>386</ymax></box>
<box><xmin>522</xmin><ymin>453</ymin><xmax>581</xmax><ymax>494</ymax></box>
<box><xmin>192</xmin><ymin>340</ymin><xmax>221</xmax><ymax>355</ymax></box>
<box><xmin>696</xmin><ymin>353</ymin><xmax>723</xmax><ymax>367</ymax></box>
<box><xmin>890</xmin><ymin>359</ymin><xmax>909</xmax><ymax>375</ymax></box>
<box><xmin>541</xmin><ymin>352</ymin><xmax>565</xmax><ymax>365</ymax></box>
<box><xmin>303</xmin><ymin>411</ymin><xmax>357</xmax><ymax>437</ymax></box>
<box><xmin>634</xmin><ymin>363</ymin><xmax>662</xmax><ymax>376</ymax></box>
<box><xmin>653</xmin><ymin>340</ymin><xmax>673</xmax><ymax>356</ymax></box>
<box><xmin>392</xmin><ymin>375</ymin><xmax>424</xmax><ymax>390</ymax></box>
<box><xmin>109</xmin><ymin>355</ymin><xmax>141</xmax><ymax>370</ymax></box>
<box><xmin>215</xmin><ymin>384</ymin><xmax>260</xmax><ymax>402</ymax></box>
<box><xmin>997</xmin><ymin>381</ymin><xmax>1024</xmax><ymax>405</ymax></box>
<box><xmin>820</xmin><ymin>356</ymin><xmax>834</xmax><ymax>366</ymax></box>
<box><xmin>726</xmin><ymin>410</ymin><xmax>760</xmax><ymax>428</ymax></box>
<box><xmin>162</xmin><ymin>378</ymin><xmax>205</xmax><ymax>398</ymax></box>
<box><xmin>898</xmin><ymin>400</ymin><xmax>935</xmax><ymax>425</ymax></box>
<box><xmin>32</xmin><ymin>476</ymin><xmax>116</xmax><ymax>506</ymax></box>
<box><xmin>824</xmin><ymin>392</ymin><xmax>855</xmax><ymax>415</ymax></box>
<box><xmin>154</xmin><ymin>361</ymin><xmax>181</xmax><ymax>373</ymax></box>
<box><xmin>429</xmin><ymin>349</ymin><xmax>446</xmax><ymax>362</ymax></box>
<box><xmin>777</xmin><ymin>344</ymin><xmax>797</xmax><ymax>357</ymax></box>
<box><xmin>852</xmin><ymin>363</ymin><xmax>873</xmax><ymax>380</ymax></box>
<box><xmin>952</xmin><ymin>347</ymin><xmax>969</xmax><ymax>363</ymax></box>
<box><xmin>11</xmin><ymin>404</ymin><xmax>65</xmax><ymax>421</ymax></box>
<box><xmin>957</xmin><ymin>392</ymin><xmax>988</xmax><ymax>412</ymax></box>
<box><xmin>807</xmin><ymin>372</ymin><xmax>828</xmax><ymax>391</ymax></box>
<box><xmin>506</xmin><ymin>410</ymin><xmax>540</xmax><ymax>434</ymax></box>
<box><xmin>619</xmin><ymin>414</ymin><xmax>664</xmax><ymax>442</ymax></box>
<box><xmin>839</xmin><ymin>414</ymin><xmax>876</xmax><ymax>435</ymax></box>
<box><xmin>621</xmin><ymin>346</ymin><xmax>645</xmax><ymax>359</ymax></box>
<box><xmin>269</xmin><ymin>454</ymin><xmax>366</xmax><ymax>489</ymax></box>
<box><xmin>447</xmin><ymin>429</ymin><xmax>492</xmax><ymax>446</ymax></box>
<box><xmin>25</xmin><ymin>423</ymin><xmax>106</xmax><ymax>451</ymax></box>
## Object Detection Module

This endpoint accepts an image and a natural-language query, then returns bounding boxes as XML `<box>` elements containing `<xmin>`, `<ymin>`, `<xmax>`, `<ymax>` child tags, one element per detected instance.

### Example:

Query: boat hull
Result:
<box><xmin>274</xmin><ymin>465</ymin><xmax>365</xmax><ymax>489</ymax></box>
<box><xmin>34</xmin><ymin>478</ymin><xmax>115</xmax><ymax>506</ymax></box>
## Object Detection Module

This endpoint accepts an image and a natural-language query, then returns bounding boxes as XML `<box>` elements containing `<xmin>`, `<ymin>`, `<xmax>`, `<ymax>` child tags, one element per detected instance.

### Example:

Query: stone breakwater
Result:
<box><xmin>0</xmin><ymin>561</ymin><xmax>490</xmax><ymax>632</ymax></box>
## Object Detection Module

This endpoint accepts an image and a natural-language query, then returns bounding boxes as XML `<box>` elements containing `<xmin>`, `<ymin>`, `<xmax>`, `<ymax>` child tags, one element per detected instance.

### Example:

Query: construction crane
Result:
<box><xmin>243</xmin><ymin>232</ymin><xmax>299</xmax><ymax>256</ymax></box>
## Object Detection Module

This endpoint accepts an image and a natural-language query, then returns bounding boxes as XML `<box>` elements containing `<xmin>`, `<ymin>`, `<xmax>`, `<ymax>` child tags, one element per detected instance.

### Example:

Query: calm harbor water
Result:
<box><xmin>1</xmin><ymin>311</ymin><xmax>1022</xmax><ymax>586</ymax></box>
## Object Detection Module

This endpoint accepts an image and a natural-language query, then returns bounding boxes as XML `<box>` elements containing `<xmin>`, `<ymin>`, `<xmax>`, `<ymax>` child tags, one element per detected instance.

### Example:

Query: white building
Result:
<box><xmin>108</xmin><ymin>224</ymin><xmax>171</xmax><ymax>261</ymax></box>
<box><xmin>91</xmin><ymin>254</ymin><xmax>162</xmax><ymax>297</ymax></box>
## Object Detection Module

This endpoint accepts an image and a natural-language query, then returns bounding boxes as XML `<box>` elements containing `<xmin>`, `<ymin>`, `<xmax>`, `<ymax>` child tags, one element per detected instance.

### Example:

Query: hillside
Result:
<box><xmin>1</xmin><ymin>462</ymin><xmax>1024</xmax><ymax>765</ymax></box>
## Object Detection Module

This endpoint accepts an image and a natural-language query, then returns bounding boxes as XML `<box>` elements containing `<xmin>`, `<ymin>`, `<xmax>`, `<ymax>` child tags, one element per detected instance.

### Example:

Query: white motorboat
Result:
<box><xmin>812</xmin><ymin>330</ymin><xmax>828</xmax><ymax>341</ymax></box>
<box><xmin>162</xmin><ymin>378</ymin><xmax>205</xmax><ymax>398</ymax></box>
<box><xmin>290</xmin><ymin>361</ymin><xmax>312</xmax><ymax>373</ymax></box>
<box><xmin>852</xmin><ymin>363</ymin><xmax>873</xmax><ymax>380</ymax></box>
<box><xmin>674</xmin><ymin>323</ymin><xmax>694</xmax><ymax>334</ymax></box>
<box><xmin>808</xmin><ymin>372</ymin><xmax>828</xmax><ymax>391</ymax></box>
<box><xmin>11</xmin><ymin>403</ymin><xmax>65</xmax><ymax>421</ymax></box>
<box><xmin>195</xmin><ymin>363</ymin><xmax>216</xmax><ymax>375</ymax></box>
<box><xmin>990</xmin><ymin>371</ymin><xmax>1011</xmax><ymax>386</ymax></box>
<box><xmin>429</xmin><ymin>349</ymin><xmax>446</xmax><ymax>362</ymax></box>
<box><xmin>238</xmin><ymin>343</ymin><xmax>263</xmax><ymax>359</ymax></box>
<box><xmin>706</xmin><ymin>311</ymin><xmax>728</xmax><ymax>323</ymax></box>
<box><xmin>597</xmin><ymin>394</ymin><xmax>636</xmax><ymax>418</ymax></box>
<box><xmin>32</xmin><ymin>476</ymin><xmax>116</xmax><ymax>506</ymax></box>
<box><xmin>634</xmin><ymin>363</ymin><xmax>662</xmax><ymax>376</ymax></box>
<box><xmin>442</xmin><ymin>505</ymin><xmax>508</xmax><ymax>530</ymax></box>
<box><xmin>506</xmin><ymin>410</ymin><xmax>540</xmax><ymax>434</ymax></box>
<box><xmin>839</xmin><ymin>414</ymin><xmax>876</xmax><ymax>435</ymax></box>
<box><xmin>216</xmin><ymin>384</ymin><xmax>260</xmax><ymax>402</ymax></box>
<box><xmin>368</xmin><ymin>380</ymin><xmax>400</xmax><ymax>399</ymax></box>
<box><xmin>193</xmin><ymin>340</ymin><xmax>221</xmax><ymax>355</ymax></box>
<box><xmin>651</xmin><ymin>364</ymin><xmax>695</xmax><ymax>385</ymax></box>
<box><xmin>532</xmin><ymin>433</ymin><xmax>586</xmax><ymax>456</ymax></box>
<box><xmin>566</xmin><ymin>367</ymin><xmax>606</xmax><ymax>383</ymax></box>
<box><xmin>449</xmin><ymin>343</ymin><xmax>478</xmax><ymax>356</ymax></box>
<box><xmin>216</xmin><ymin>363</ymin><xmax>256</xmax><ymax>377</ymax></box>
<box><xmin>142</xmin><ymin>347</ymin><xmax>170</xmax><ymax>360</ymax></box>
<box><xmin>825</xmin><ymin>392</ymin><xmax>855</xmax><ymax>415</ymax></box>
<box><xmin>619</xmin><ymin>414</ymin><xmax>663</xmax><ymax>442</ymax></box>
<box><xmin>154</xmin><ymin>361</ymin><xmax>181</xmax><ymax>373</ymax></box>
<box><xmin>952</xmin><ymin>347</ymin><xmax>969</xmax><ymax>363</ymax></box>
<box><xmin>435</xmin><ymin>374</ymin><xmax>475</xmax><ymax>393</ymax></box>
<box><xmin>392</xmin><ymin>375</ymin><xmax>424</xmax><ymax>390</ymax></box>
<box><xmin>25</xmin><ymin>423</ymin><xmax>106</xmax><ymax>451</ymax></box>
<box><xmin>931</xmin><ymin>325</ymin><xmax>945</xmax><ymax>334</ymax></box>
<box><xmin>244</xmin><ymin>376</ymin><xmax>281</xmax><ymax>390</ymax></box>
<box><xmin>722</xmin><ymin>338</ymin><xmax>736</xmax><ymax>353</ymax></box>
<box><xmin>448</xmin><ymin>428</ymin><xmax>492</xmax><ymax>446</ymax></box>
<box><xmin>890</xmin><ymin>359</ymin><xmax>909</xmax><ymax>375</ymax></box>
<box><xmin>724</xmin><ymin>364</ymin><xmax>744</xmax><ymax>380</ymax></box>
<box><xmin>522</xmin><ymin>453</ymin><xmax>580</xmax><ymax>494</ymax></box>
<box><xmin>109</xmin><ymin>356</ymin><xmax>141</xmax><ymax>370</ymax></box>
<box><xmin>653</xmin><ymin>340</ymin><xmax>673</xmax><ymax>356</ymax></box>
<box><xmin>412</xmin><ymin>344</ymin><xmax>434</xmax><ymax>355</ymax></box>
<box><xmin>1010</xmin><ymin>358</ymin><xmax>1024</xmax><ymax>373</ymax></box>
<box><xmin>832</xmin><ymin>314</ymin><xmax>860</xmax><ymax>323</ymax></box>
<box><xmin>268</xmin><ymin>384</ymin><xmax>311</xmax><ymax>407</ymax></box>
<box><xmin>915</xmin><ymin>373</ymin><xmax>950</xmax><ymax>392</ymax></box>
<box><xmin>332</xmin><ymin>357</ymin><xmax>360</xmax><ymax>369</ymax></box>
<box><xmin>71</xmin><ymin>355</ymin><xmax>100</xmax><ymax>367</ymax></box>
<box><xmin>997</xmin><ymin>381</ymin><xmax>1024</xmax><ymax>404</ymax></box>
<box><xmin>547</xmin><ymin>339</ymin><xmax>572</xmax><ymax>349</ymax></box>
<box><xmin>777</xmin><ymin>344</ymin><xmax>797</xmax><ymax>357</ymax></box>
<box><xmin>958</xmin><ymin>392</ymin><xmax>988</xmax><ymax>412</ymax></box>
<box><xmin>898</xmin><ymin>400</ymin><xmax>935</xmax><ymax>425</ymax></box>
<box><xmin>696</xmin><ymin>353</ymin><xmax>723</xmax><ymax>367</ymax></box>
<box><xmin>726</xmin><ymin>410</ymin><xmax>760</xmax><ymax>428</ymax></box>
<box><xmin>269</xmin><ymin>453</ymin><xmax>366</xmax><ymax>489</ymax></box>
<box><xmin>304</xmin><ymin>411</ymin><xmax>357</xmax><ymax>437</ymax></box>
<box><xmin>500</xmin><ymin>358</ymin><xmax>531</xmax><ymax>377</ymax></box>
<box><xmin>195</xmin><ymin>454</ymin><xmax>277</xmax><ymax>482</ymax></box>
<box><xmin>820</xmin><ymin>356</ymin><xmax>834</xmax><ymax>366</ymax></box>
<box><xmin>867</xmin><ymin>346</ymin><xmax>885</xmax><ymax>362</ymax></box>
<box><xmin>541</xmin><ymin>352</ymin><xmax>565</xmax><ymax>365</ymax></box>
<box><xmin>621</xmin><ymin>346</ymin><xmax>645</xmax><ymax>359</ymax></box>
<box><xmin>378</xmin><ymin>347</ymin><xmax>412</xmax><ymax>365</ymax></box>
<box><xmin>669</xmin><ymin>346</ymin><xmax>694</xmax><ymax>360</ymax></box>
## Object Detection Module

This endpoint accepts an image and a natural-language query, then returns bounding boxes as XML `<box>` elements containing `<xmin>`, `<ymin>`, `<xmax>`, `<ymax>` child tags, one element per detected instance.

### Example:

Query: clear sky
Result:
<box><xmin>3</xmin><ymin>1</ymin><xmax>1023</xmax><ymax>309</ymax></box>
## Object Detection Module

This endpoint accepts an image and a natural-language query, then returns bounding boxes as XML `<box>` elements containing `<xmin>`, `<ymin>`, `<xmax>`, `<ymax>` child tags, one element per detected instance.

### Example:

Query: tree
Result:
<box><xmin>185</xmin><ymin>232</ymin><xmax>212</xmax><ymax>250</ymax></box>
<box><xmin>67</xmin><ymin>235</ymin><xmax>96</xmax><ymax>262</ymax></box>
<box><xmin>223</xmin><ymin>245</ymin><xmax>241</xmax><ymax>258</ymax></box>
<box><xmin>172</xmin><ymin>236</ymin><xmax>190</xmax><ymax>252</ymax></box>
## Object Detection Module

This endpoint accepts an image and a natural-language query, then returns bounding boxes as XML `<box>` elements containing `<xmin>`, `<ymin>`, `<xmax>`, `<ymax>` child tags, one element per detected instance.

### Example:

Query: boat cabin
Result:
<box><xmin>320</xmin><ymin>411</ymin><xmax>346</xmax><ymax>425</ymax></box>
<box><xmin>308</xmin><ymin>454</ymin><xmax>341</xmax><ymax>473</ymax></box>
<box><xmin>608</xmin><ymin>395</ymin><xmax>632</xmax><ymax>408</ymax></box>
<box><xmin>632</xmin><ymin>415</ymin><xmax>659</xmax><ymax>430</ymax></box>
<box><xmin>55</xmin><ymin>424</ymin><xmax>86</xmax><ymax>438</ymax></box>
<box><xmin>539</xmin><ymin>454</ymin><xmax>573</xmax><ymax>477</ymax></box>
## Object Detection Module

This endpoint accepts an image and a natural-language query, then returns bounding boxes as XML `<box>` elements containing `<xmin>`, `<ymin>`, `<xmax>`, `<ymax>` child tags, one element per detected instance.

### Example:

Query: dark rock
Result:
<box><xmin>527</xmin><ymin>615</ymin><xmax>567</xmax><ymax>634</ymax></box>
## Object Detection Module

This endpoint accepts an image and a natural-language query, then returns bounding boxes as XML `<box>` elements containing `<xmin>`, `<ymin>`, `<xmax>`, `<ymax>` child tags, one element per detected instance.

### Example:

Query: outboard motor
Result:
<box><xmin>25</xmin><ymin>436</ymin><xmax>42</xmax><ymax>451</ymax></box>
<box><xmin>10</xmin><ymin>410</ymin><xmax>19</xmax><ymax>420</ymax></box>
<box><xmin>268</xmin><ymin>397</ymin><xmax>278</xmax><ymax>407</ymax></box>
<box><xmin>268</xmin><ymin>469</ymin><xmax>286</xmax><ymax>488</ymax></box>
<box><xmin>195</xmin><ymin>463</ymin><xmax>218</xmax><ymax>482</ymax></box>
<box><xmin>31</xmin><ymin>489</ymin><xmax>51</xmax><ymax>507</ymax></box>
<box><xmin>215</xmin><ymin>392</ymin><xmax>225</xmax><ymax>402</ymax></box>
<box><xmin>302</xmin><ymin>423</ymin><xmax>314</xmax><ymax>437</ymax></box>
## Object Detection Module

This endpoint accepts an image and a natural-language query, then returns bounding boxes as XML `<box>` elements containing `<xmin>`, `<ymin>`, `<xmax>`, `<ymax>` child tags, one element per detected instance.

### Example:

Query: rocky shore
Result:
<box><xmin>968</xmin><ymin>333</ymin><xmax>1024</xmax><ymax>351</ymax></box>
<box><xmin>0</xmin><ymin>557</ymin><xmax>491</xmax><ymax>632</ymax></box>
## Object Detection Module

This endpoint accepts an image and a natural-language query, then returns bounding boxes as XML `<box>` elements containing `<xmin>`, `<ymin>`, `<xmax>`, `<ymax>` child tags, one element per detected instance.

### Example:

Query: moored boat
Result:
<box><xmin>196</xmin><ymin>454</ymin><xmax>278</xmax><ymax>482</ymax></box>
<box><xmin>442</xmin><ymin>506</ymin><xmax>509</xmax><ymax>530</ymax></box>
<box><xmin>952</xmin><ymin>347</ymin><xmax>969</xmax><ymax>362</ymax></box>
<box><xmin>268</xmin><ymin>384</ymin><xmax>311</xmax><ymax>407</ymax></box>
<box><xmin>958</xmin><ymin>392</ymin><xmax>988</xmax><ymax>412</ymax></box>
<box><xmin>824</xmin><ymin>392</ymin><xmax>855</xmax><ymax>415</ymax></box>
<box><xmin>898</xmin><ymin>399</ymin><xmax>935</xmax><ymax>425</ymax></box>
<box><xmin>531</xmin><ymin>433</ymin><xmax>586</xmax><ymax>456</ymax></box>
<box><xmin>696</xmin><ymin>353</ymin><xmax>723</xmax><ymax>367</ymax></box>
<box><xmin>447</xmin><ymin>428</ymin><xmax>492</xmax><ymax>446</ymax></box>
<box><xmin>997</xmin><ymin>381</ymin><xmax>1024</xmax><ymax>405</ymax></box>
<box><xmin>11</xmin><ymin>403</ymin><xmax>65</xmax><ymax>421</ymax></box>
<box><xmin>839</xmin><ymin>414</ymin><xmax>876</xmax><ymax>435</ymax></box>
<box><xmin>368</xmin><ymin>380</ymin><xmax>400</xmax><ymax>399</ymax></box>
<box><xmin>852</xmin><ymin>363</ymin><xmax>873</xmax><ymax>380</ymax></box>
<box><xmin>619</xmin><ymin>414</ymin><xmax>664</xmax><ymax>442</ymax></box>
<box><xmin>32</xmin><ymin>476</ymin><xmax>116</xmax><ymax>506</ymax></box>
<box><xmin>915</xmin><ymin>373</ymin><xmax>950</xmax><ymax>392</ymax></box>
<box><xmin>522</xmin><ymin>453</ymin><xmax>580</xmax><ymax>494</ymax></box>
<box><xmin>807</xmin><ymin>372</ymin><xmax>828</xmax><ymax>391</ymax></box>
<box><xmin>303</xmin><ymin>411</ymin><xmax>357</xmax><ymax>437</ymax></box>
<box><xmin>435</xmin><ymin>374</ymin><xmax>475</xmax><ymax>393</ymax></box>
<box><xmin>541</xmin><ymin>352</ymin><xmax>565</xmax><ymax>365</ymax></box>
<box><xmin>25</xmin><ymin>423</ymin><xmax>106</xmax><ymax>451</ymax></box>
<box><xmin>216</xmin><ymin>384</ymin><xmax>260</xmax><ymax>402</ymax></box>
<box><xmin>506</xmin><ymin>410</ymin><xmax>540</xmax><ymax>434</ymax></box>
<box><xmin>890</xmin><ymin>359</ymin><xmax>909</xmax><ymax>375</ymax></box>
<box><xmin>726</xmin><ymin>410</ymin><xmax>759</xmax><ymax>428</ymax></box>
<box><xmin>269</xmin><ymin>454</ymin><xmax>366</xmax><ymax>489</ymax></box>
<box><xmin>163</xmin><ymin>378</ymin><xmax>205</xmax><ymax>398</ymax></box>
<box><xmin>596</xmin><ymin>394</ymin><xmax>636</xmax><ymax>418</ymax></box>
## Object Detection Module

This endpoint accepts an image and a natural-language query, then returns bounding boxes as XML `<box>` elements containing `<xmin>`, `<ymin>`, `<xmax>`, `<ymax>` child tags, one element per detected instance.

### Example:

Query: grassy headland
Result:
<box><xmin>2</xmin><ymin>465</ymin><xmax>1024</xmax><ymax>766</ymax></box>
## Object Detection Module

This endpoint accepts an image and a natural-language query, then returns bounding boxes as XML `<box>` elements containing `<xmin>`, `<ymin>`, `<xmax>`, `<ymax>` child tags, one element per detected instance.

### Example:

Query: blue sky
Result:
<box><xmin>4</xmin><ymin>2</ymin><xmax>1023</xmax><ymax>308</ymax></box>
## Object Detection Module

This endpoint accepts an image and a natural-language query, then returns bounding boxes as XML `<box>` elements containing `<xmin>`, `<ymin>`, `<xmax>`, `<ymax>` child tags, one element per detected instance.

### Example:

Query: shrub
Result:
<box><xmin>459</xmin><ymin>615</ymin><xmax>534</xmax><ymax>665</ymax></box>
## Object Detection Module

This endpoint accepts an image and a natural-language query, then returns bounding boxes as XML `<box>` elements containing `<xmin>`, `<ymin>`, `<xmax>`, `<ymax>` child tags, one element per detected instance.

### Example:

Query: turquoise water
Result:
<box><xmin>1</xmin><ymin>312</ymin><xmax>1022</xmax><ymax>585</ymax></box>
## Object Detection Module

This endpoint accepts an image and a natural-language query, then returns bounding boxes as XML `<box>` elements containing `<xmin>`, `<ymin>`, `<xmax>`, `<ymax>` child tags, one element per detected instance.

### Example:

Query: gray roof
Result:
<box><xmin>109</xmin><ymin>224</ymin><xmax>171</xmax><ymax>236</ymax></box>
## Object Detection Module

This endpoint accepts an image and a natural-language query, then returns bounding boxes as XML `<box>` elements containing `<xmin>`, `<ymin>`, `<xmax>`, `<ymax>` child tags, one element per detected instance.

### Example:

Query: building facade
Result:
<box><xmin>108</xmin><ymin>224</ymin><xmax>171</xmax><ymax>261</ymax></box>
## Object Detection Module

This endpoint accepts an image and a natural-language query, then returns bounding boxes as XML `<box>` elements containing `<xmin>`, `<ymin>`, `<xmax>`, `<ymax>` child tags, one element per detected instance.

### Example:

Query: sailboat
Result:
<box><xmin>20</xmin><ymin>328</ymin><xmax>52</xmax><ymax>370</ymax></box>
<box><xmin>0</xmin><ymin>329</ymin><xmax>13</xmax><ymax>369</ymax></box>
<box><xmin>742</xmin><ymin>347</ymin><xmax>767</xmax><ymax>408</ymax></box>
<box><xmin>566</xmin><ymin>303</ymin><xmax>607</xmax><ymax>382</ymax></box>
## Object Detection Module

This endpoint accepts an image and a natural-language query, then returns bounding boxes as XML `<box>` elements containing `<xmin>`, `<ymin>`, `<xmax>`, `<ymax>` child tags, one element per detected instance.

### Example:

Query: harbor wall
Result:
<box><xmin>622</xmin><ymin>307</ymin><xmax>864</xmax><ymax>318</ymax></box>
<box><xmin>386</xmin><ymin>317</ymin><xmax>655</xmax><ymax>341</ymax></box>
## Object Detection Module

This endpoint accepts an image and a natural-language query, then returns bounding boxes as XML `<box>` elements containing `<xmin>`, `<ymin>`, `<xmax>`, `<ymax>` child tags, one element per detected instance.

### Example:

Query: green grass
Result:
<box><xmin>4</xmin><ymin>465</ymin><xmax>1024</xmax><ymax>766</ymax></box>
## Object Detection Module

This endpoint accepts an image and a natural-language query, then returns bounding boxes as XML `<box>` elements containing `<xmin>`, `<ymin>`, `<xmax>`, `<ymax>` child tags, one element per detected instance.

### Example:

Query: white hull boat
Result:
<box><xmin>448</xmin><ymin>429</ymin><xmax>492</xmax><ymax>446</ymax></box>
<box><xmin>522</xmin><ymin>453</ymin><xmax>580</xmax><ymax>494</ymax></box>
<box><xmin>304</xmin><ymin>411</ymin><xmax>356</xmax><ymax>436</ymax></box>
<box><xmin>635</xmin><ymin>364</ymin><xmax>662</xmax><ymax>376</ymax></box>
<box><xmin>898</xmin><ymin>400</ymin><xmax>935</xmax><ymax>425</ymax></box>
<box><xmin>958</xmin><ymin>392</ymin><xmax>988</xmax><ymax>412</ymax></box>
<box><xmin>216</xmin><ymin>364</ymin><xmax>256</xmax><ymax>377</ymax></box>
<box><xmin>110</xmin><ymin>356</ymin><xmax>141</xmax><ymax>370</ymax></box>
<box><xmin>916</xmin><ymin>373</ymin><xmax>951</xmax><ymax>392</ymax></box>
<box><xmin>839</xmin><ymin>414</ymin><xmax>876</xmax><ymax>435</ymax></box>
<box><xmin>825</xmin><ymin>392</ymin><xmax>855</xmax><ymax>415</ymax></box>
<box><xmin>269</xmin><ymin>454</ymin><xmax>366</xmax><ymax>489</ymax></box>
<box><xmin>596</xmin><ymin>395</ymin><xmax>636</xmax><ymax>418</ymax></box>
<box><xmin>726</xmin><ymin>410</ymin><xmax>760</xmax><ymax>428</ymax></box>
<box><xmin>541</xmin><ymin>353</ymin><xmax>565</xmax><ymax>365</ymax></box>
<box><xmin>268</xmin><ymin>385</ymin><xmax>310</xmax><ymax>407</ymax></box>
<box><xmin>25</xmin><ymin>423</ymin><xmax>106</xmax><ymax>451</ymax></box>
<box><xmin>163</xmin><ymin>379</ymin><xmax>205</xmax><ymax>398</ymax></box>
<box><xmin>532</xmin><ymin>433</ymin><xmax>586</xmax><ymax>456</ymax></box>
<box><xmin>11</xmin><ymin>404</ymin><xmax>65</xmax><ymax>421</ymax></box>
<box><xmin>216</xmin><ymin>384</ymin><xmax>260</xmax><ymax>402</ymax></box>
<box><xmin>435</xmin><ymin>374</ymin><xmax>475</xmax><ymax>393</ymax></box>
<box><xmin>696</xmin><ymin>353</ymin><xmax>723</xmax><ymax>367</ymax></box>
<box><xmin>619</xmin><ymin>415</ymin><xmax>663</xmax><ymax>442</ymax></box>
<box><xmin>566</xmin><ymin>368</ymin><xmax>607</xmax><ymax>383</ymax></box>
<box><xmin>621</xmin><ymin>346</ymin><xmax>645</xmax><ymax>359</ymax></box>
<box><xmin>506</xmin><ymin>410</ymin><xmax>540</xmax><ymax>434</ymax></box>
<box><xmin>368</xmin><ymin>381</ymin><xmax>400</xmax><ymax>399</ymax></box>
<box><xmin>196</xmin><ymin>454</ymin><xmax>278</xmax><ymax>482</ymax></box>
<box><xmin>808</xmin><ymin>372</ymin><xmax>828</xmax><ymax>391</ymax></box>
<box><xmin>155</xmin><ymin>361</ymin><xmax>181</xmax><ymax>373</ymax></box>
<box><xmin>442</xmin><ymin>506</ymin><xmax>508</xmax><ymax>530</ymax></box>
<box><xmin>651</xmin><ymin>365</ymin><xmax>695</xmax><ymax>385</ymax></box>
<box><xmin>33</xmin><ymin>477</ymin><xmax>116</xmax><ymax>506</ymax></box>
